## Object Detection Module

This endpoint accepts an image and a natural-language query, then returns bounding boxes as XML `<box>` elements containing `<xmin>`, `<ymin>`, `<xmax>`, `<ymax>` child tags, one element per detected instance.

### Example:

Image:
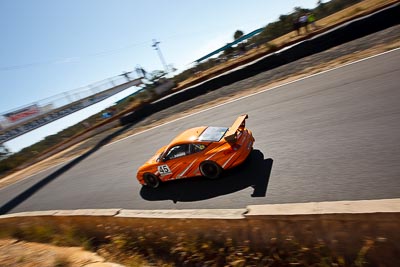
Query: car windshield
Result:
<box><xmin>198</xmin><ymin>127</ymin><xmax>228</xmax><ymax>142</ymax></box>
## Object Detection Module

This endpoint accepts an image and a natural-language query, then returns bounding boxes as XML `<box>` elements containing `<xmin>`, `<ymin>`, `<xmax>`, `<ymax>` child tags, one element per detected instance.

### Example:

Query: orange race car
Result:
<box><xmin>136</xmin><ymin>114</ymin><xmax>255</xmax><ymax>188</ymax></box>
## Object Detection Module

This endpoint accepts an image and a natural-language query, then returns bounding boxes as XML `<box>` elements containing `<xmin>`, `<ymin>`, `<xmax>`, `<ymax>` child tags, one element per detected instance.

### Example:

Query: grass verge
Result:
<box><xmin>0</xmin><ymin>222</ymin><xmax>394</xmax><ymax>267</ymax></box>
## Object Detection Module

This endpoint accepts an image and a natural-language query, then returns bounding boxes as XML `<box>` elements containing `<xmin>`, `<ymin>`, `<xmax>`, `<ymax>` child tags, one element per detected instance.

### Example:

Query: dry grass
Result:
<box><xmin>0</xmin><ymin>223</ymin><xmax>392</xmax><ymax>267</ymax></box>
<box><xmin>271</xmin><ymin>0</ymin><xmax>397</xmax><ymax>46</ymax></box>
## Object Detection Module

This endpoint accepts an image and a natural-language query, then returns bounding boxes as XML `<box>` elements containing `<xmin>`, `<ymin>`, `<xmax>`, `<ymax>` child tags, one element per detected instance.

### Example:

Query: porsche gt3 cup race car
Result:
<box><xmin>136</xmin><ymin>114</ymin><xmax>255</xmax><ymax>188</ymax></box>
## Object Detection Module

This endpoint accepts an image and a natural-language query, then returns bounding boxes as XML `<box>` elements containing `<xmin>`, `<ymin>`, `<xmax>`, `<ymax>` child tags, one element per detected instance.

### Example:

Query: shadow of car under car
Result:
<box><xmin>140</xmin><ymin>149</ymin><xmax>273</xmax><ymax>202</ymax></box>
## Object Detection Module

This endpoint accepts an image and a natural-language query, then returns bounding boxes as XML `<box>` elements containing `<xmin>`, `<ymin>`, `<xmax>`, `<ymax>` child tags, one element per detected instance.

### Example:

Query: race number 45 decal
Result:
<box><xmin>158</xmin><ymin>164</ymin><xmax>172</xmax><ymax>176</ymax></box>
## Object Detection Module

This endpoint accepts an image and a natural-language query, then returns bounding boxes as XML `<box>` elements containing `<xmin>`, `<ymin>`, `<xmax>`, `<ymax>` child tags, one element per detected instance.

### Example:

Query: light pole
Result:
<box><xmin>152</xmin><ymin>39</ymin><xmax>169</xmax><ymax>73</ymax></box>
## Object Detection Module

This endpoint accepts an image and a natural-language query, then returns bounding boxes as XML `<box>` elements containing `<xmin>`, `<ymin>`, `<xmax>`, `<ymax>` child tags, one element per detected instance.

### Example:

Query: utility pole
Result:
<box><xmin>152</xmin><ymin>39</ymin><xmax>169</xmax><ymax>73</ymax></box>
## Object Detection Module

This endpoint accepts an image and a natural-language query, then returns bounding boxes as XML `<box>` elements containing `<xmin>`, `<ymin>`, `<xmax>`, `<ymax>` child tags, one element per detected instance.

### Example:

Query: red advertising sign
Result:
<box><xmin>4</xmin><ymin>105</ymin><xmax>40</xmax><ymax>123</ymax></box>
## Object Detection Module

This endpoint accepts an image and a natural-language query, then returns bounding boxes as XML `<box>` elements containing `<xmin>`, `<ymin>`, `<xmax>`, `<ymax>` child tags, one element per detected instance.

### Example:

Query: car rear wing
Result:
<box><xmin>224</xmin><ymin>114</ymin><xmax>248</xmax><ymax>143</ymax></box>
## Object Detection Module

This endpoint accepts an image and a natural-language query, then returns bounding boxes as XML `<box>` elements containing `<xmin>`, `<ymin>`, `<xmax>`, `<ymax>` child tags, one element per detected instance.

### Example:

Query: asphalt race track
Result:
<box><xmin>1</xmin><ymin>49</ymin><xmax>400</xmax><ymax>214</ymax></box>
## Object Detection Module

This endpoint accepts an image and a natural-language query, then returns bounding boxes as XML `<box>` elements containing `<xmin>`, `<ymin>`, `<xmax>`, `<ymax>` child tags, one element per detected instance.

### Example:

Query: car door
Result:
<box><xmin>157</xmin><ymin>144</ymin><xmax>190</xmax><ymax>180</ymax></box>
<box><xmin>157</xmin><ymin>143</ymin><xmax>207</xmax><ymax>180</ymax></box>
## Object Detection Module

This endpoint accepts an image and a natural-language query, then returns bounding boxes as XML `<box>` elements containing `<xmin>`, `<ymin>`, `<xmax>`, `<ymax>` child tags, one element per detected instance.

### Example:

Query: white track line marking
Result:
<box><xmin>108</xmin><ymin>47</ymin><xmax>400</xmax><ymax>146</ymax></box>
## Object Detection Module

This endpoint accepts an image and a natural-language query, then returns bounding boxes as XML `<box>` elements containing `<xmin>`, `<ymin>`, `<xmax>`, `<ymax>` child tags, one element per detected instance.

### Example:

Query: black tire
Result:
<box><xmin>199</xmin><ymin>161</ymin><xmax>223</xmax><ymax>179</ymax></box>
<box><xmin>143</xmin><ymin>173</ymin><xmax>160</xmax><ymax>188</ymax></box>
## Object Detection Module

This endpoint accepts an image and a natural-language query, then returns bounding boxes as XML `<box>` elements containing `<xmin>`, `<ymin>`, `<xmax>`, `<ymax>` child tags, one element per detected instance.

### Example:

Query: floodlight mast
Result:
<box><xmin>152</xmin><ymin>39</ymin><xmax>169</xmax><ymax>73</ymax></box>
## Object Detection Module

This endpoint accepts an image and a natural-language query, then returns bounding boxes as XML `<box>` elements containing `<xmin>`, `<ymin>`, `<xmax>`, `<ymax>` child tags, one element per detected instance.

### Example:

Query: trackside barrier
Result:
<box><xmin>0</xmin><ymin>199</ymin><xmax>399</xmax><ymax>264</ymax></box>
<box><xmin>120</xmin><ymin>3</ymin><xmax>400</xmax><ymax>126</ymax></box>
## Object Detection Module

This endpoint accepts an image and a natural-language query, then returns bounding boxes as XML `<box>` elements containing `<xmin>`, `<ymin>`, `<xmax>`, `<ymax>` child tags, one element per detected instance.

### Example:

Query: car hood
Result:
<box><xmin>144</xmin><ymin>145</ymin><xmax>166</xmax><ymax>165</ymax></box>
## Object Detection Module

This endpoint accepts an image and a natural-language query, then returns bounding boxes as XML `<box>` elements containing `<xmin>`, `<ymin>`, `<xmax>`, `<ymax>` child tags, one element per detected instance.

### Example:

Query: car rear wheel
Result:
<box><xmin>143</xmin><ymin>173</ymin><xmax>160</xmax><ymax>188</ymax></box>
<box><xmin>199</xmin><ymin>161</ymin><xmax>222</xmax><ymax>179</ymax></box>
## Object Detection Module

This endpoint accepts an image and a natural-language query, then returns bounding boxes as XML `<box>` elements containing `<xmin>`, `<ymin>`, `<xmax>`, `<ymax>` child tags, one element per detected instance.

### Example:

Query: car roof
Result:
<box><xmin>168</xmin><ymin>126</ymin><xmax>207</xmax><ymax>146</ymax></box>
<box><xmin>167</xmin><ymin>126</ymin><xmax>229</xmax><ymax>147</ymax></box>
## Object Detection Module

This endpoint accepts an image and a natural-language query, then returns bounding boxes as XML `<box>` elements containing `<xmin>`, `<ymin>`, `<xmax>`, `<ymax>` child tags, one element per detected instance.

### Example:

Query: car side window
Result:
<box><xmin>190</xmin><ymin>144</ymin><xmax>207</xmax><ymax>154</ymax></box>
<box><xmin>165</xmin><ymin>144</ymin><xmax>189</xmax><ymax>160</ymax></box>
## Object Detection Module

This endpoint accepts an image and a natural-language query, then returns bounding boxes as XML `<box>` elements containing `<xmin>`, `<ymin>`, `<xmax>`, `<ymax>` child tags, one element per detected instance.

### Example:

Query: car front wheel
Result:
<box><xmin>199</xmin><ymin>161</ymin><xmax>222</xmax><ymax>179</ymax></box>
<box><xmin>143</xmin><ymin>173</ymin><xmax>160</xmax><ymax>188</ymax></box>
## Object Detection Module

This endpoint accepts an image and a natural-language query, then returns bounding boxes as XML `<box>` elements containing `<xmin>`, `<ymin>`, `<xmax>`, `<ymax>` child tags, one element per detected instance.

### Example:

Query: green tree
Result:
<box><xmin>234</xmin><ymin>30</ymin><xmax>244</xmax><ymax>40</ymax></box>
<box><xmin>294</xmin><ymin>6</ymin><xmax>309</xmax><ymax>15</ymax></box>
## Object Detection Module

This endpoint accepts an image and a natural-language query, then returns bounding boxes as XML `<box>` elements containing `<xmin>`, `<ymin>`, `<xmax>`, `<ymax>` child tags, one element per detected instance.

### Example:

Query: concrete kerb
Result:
<box><xmin>1</xmin><ymin>198</ymin><xmax>398</xmax><ymax>220</ymax></box>
<box><xmin>117</xmin><ymin>208</ymin><xmax>246</xmax><ymax>219</ymax></box>
<box><xmin>246</xmin><ymin>198</ymin><xmax>400</xmax><ymax>216</ymax></box>
<box><xmin>0</xmin><ymin>198</ymin><xmax>400</xmax><ymax>222</ymax></box>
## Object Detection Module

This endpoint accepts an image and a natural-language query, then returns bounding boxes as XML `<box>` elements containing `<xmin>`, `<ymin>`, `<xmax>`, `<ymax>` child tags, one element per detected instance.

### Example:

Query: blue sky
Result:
<box><xmin>1</xmin><ymin>0</ymin><xmax>317</xmax><ymax>152</ymax></box>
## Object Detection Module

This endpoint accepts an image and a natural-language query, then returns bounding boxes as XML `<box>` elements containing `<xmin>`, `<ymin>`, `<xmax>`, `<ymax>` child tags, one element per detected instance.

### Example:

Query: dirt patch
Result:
<box><xmin>0</xmin><ymin>238</ymin><xmax>123</xmax><ymax>267</ymax></box>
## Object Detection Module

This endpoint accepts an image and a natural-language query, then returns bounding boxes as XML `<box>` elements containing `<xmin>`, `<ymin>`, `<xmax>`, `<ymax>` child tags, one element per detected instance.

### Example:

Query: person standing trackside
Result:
<box><xmin>308</xmin><ymin>12</ymin><xmax>317</xmax><ymax>30</ymax></box>
<box><xmin>299</xmin><ymin>14</ymin><xmax>309</xmax><ymax>34</ymax></box>
<box><xmin>293</xmin><ymin>17</ymin><xmax>301</xmax><ymax>36</ymax></box>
